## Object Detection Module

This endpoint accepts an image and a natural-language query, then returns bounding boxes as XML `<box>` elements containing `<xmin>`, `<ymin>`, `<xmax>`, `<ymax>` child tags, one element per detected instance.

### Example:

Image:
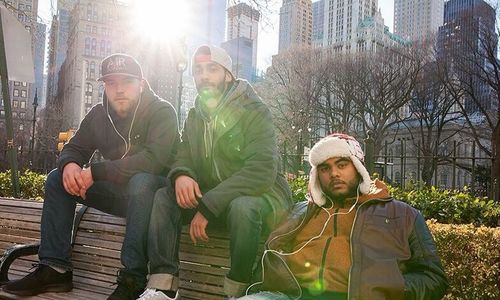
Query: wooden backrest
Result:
<box><xmin>0</xmin><ymin>198</ymin><xmax>234</xmax><ymax>299</ymax></box>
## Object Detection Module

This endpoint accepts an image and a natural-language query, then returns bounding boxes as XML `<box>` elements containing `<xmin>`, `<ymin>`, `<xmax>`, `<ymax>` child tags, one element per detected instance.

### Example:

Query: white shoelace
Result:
<box><xmin>138</xmin><ymin>289</ymin><xmax>160</xmax><ymax>300</ymax></box>
<box><xmin>137</xmin><ymin>289</ymin><xmax>178</xmax><ymax>300</ymax></box>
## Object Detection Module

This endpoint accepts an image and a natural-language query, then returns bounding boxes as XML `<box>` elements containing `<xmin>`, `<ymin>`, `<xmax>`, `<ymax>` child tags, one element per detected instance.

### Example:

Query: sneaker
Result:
<box><xmin>107</xmin><ymin>270</ymin><xmax>145</xmax><ymax>300</ymax></box>
<box><xmin>2</xmin><ymin>264</ymin><xmax>73</xmax><ymax>296</ymax></box>
<box><xmin>137</xmin><ymin>288</ymin><xmax>180</xmax><ymax>300</ymax></box>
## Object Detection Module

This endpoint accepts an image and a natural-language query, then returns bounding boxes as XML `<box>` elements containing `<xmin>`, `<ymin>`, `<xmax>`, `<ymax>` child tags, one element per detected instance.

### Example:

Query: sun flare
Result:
<box><xmin>132</xmin><ymin>0</ymin><xmax>190</xmax><ymax>43</ymax></box>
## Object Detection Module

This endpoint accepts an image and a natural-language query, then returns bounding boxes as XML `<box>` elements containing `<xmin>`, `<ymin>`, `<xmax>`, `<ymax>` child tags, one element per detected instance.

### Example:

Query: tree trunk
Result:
<box><xmin>492</xmin><ymin>125</ymin><xmax>499</xmax><ymax>202</ymax></box>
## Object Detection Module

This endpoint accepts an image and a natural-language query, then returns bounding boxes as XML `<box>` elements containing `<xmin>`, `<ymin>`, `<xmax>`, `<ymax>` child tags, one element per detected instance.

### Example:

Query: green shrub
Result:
<box><xmin>288</xmin><ymin>175</ymin><xmax>308</xmax><ymax>201</ymax></box>
<box><xmin>428</xmin><ymin>221</ymin><xmax>500</xmax><ymax>300</ymax></box>
<box><xmin>0</xmin><ymin>170</ymin><xmax>46</xmax><ymax>200</ymax></box>
<box><xmin>389</xmin><ymin>186</ymin><xmax>499</xmax><ymax>227</ymax></box>
<box><xmin>287</xmin><ymin>177</ymin><xmax>499</xmax><ymax>226</ymax></box>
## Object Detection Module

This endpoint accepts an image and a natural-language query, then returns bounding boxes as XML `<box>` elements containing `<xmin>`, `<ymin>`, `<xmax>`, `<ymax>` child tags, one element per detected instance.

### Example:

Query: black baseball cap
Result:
<box><xmin>97</xmin><ymin>53</ymin><xmax>143</xmax><ymax>81</ymax></box>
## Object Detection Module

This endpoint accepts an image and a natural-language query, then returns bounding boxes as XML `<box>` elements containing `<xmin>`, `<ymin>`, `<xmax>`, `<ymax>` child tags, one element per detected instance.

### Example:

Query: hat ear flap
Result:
<box><xmin>350</xmin><ymin>156</ymin><xmax>372</xmax><ymax>194</ymax></box>
<box><xmin>308</xmin><ymin>166</ymin><xmax>326</xmax><ymax>207</ymax></box>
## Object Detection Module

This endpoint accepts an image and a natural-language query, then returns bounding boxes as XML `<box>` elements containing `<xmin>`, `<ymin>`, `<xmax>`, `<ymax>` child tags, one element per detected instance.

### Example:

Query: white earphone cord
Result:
<box><xmin>106</xmin><ymin>93</ymin><xmax>142</xmax><ymax>159</ymax></box>
<box><xmin>245</xmin><ymin>183</ymin><xmax>361</xmax><ymax>298</ymax></box>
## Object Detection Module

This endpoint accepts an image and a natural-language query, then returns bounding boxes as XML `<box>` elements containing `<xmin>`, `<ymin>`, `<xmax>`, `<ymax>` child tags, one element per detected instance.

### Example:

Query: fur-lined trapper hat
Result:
<box><xmin>308</xmin><ymin>133</ymin><xmax>373</xmax><ymax>206</ymax></box>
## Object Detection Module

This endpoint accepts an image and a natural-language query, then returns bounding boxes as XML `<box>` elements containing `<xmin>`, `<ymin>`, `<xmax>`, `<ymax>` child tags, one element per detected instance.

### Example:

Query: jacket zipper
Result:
<box><xmin>319</xmin><ymin>237</ymin><xmax>333</xmax><ymax>290</ymax></box>
<box><xmin>211</xmin><ymin>115</ymin><xmax>223</xmax><ymax>182</ymax></box>
<box><xmin>347</xmin><ymin>206</ymin><xmax>360</xmax><ymax>300</ymax></box>
<box><xmin>347</xmin><ymin>198</ymin><xmax>392</xmax><ymax>299</ymax></box>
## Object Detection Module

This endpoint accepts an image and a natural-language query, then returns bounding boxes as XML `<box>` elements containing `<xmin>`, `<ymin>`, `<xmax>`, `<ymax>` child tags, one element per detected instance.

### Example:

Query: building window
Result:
<box><xmin>85</xmin><ymin>38</ymin><xmax>91</xmax><ymax>55</ymax></box>
<box><xmin>100</xmin><ymin>40</ymin><xmax>106</xmax><ymax>57</ymax></box>
<box><xmin>85</xmin><ymin>95</ymin><xmax>92</xmax><ymax>104</ymax></box>
<box><xmin>91</xmin><ymin>38</ymin><xmax>97</xmax><ymax>56</ymax></box>
<box><xmin>440</xmin><ymin>173</ymin><xmax>448</xmax><ymax>187</ymax></box>
<box><xmin>20</xmin><ymin>112</ymin><xmax>26</xmax><ymax>118</ymax></box>
<box><xmin>14</xmin><ymin>81</ymin><xmax>20</xmax><ymax>86</ymax></box>
<box><xmin>86</xmin><ymin>83</ymin><xmax>93</xmax><ymax>94</ymax></box>
<box><xmin>98</xmin><ymin>85</ymin><xmax>104</xmax><ymax>99</ymax></box>
<box><xmin>90</xmin><ymin>61</ymin><xmax>96</xmax><ymax>79</ymax></box>
<box><xmin>13</xmin><ymin>100</ymin><xmax>18</xmax><ymax>108</ymax></box>
<box><xmin>0</xmin><ymin>110</ymin><xmax>4</xmax><ymax>117</ymax></box>
<box><xmin>87</xmin><ymin>4</ymin><xmax>92</xmax><ymax>20</ymax></box>
<box><xmin>19</xmin><ymin>124</ymin><xmax>24</xmax><ymax>131</ymax></box>
<box><xmin>21</xmin><ymin>90</ymin><xmax>27</xmax><ymax>98</ymax></box>
<box><xmin>13</xmin><ymin>89</ymin><xmax>19</xmax><ymax>97</ymax></box>
<box><xmin>12</xmin><ymin>112</ymin><xmax>18</xmax><ymax>118</ymax></box>
<box><xmin>22</xmin><ymin>82</ymin><xmax>27</xmax><ymax>87</ymax></box>
<box><xmin>106</xmin><ymin>40</ymin><xmax>112</xmax><ymax>56</ymax></box>
<box><xmin>85</xmin><ymin>83</ymin><xmax>93</xmax><ymax>105</ymax></box>
<box><xmin>20</xmin><ymin>101</ymin><xmax>26</xmax><ymax>109</ymax></box>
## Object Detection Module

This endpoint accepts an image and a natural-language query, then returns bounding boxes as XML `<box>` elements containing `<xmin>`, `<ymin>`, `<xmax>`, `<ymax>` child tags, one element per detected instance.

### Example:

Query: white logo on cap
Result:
<box><xmin>106</xmin><ymin>57</ymin><xmax>126</xmax><ymax>73</ymax></box>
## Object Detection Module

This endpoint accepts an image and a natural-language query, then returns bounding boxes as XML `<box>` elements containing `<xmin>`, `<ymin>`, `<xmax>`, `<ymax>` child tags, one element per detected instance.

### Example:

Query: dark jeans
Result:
<box><xmin>148</xmin><ymin>186</ymin><xmax>272</xmax><ymax>285</ymax></box>
<box><xmin>38</xmin><ymin>168</ymin><xmax>165</xmax><ymax>283</ymax></box>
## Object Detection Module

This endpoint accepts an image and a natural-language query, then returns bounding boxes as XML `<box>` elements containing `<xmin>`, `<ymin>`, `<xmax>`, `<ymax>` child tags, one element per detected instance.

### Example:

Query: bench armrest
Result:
<box><xmin>0</xmin><ymin>243</ymin><xmax>40</xmax><ymax>285</ymax></box>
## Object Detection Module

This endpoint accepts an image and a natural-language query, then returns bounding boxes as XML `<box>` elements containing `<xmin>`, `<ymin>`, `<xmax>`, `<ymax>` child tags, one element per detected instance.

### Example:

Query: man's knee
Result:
<box><xmin>227</xmin><ymin>197</ymin><xmax>266</xmax><ymax>223</ymax></box>
<box><xmin>127</xmin><ymin>173</ymin><xmax>164</xmax><ymax>197</ymax></box>
<box><xmin>153</xmin><ymin>186</ymin><xmax>177</xmax><ymax>209</ymax></box>
<box><xmin>45</xmin><ymin>168</ymin><xmax>63</xmax><ymax>191</ymax></box>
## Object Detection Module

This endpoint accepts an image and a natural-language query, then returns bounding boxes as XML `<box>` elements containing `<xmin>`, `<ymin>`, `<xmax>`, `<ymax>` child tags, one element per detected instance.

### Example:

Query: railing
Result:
<box><xmin>281</xmin><ymin>149</ymin><xmax>495</xmax><ymax>199</ymax></box>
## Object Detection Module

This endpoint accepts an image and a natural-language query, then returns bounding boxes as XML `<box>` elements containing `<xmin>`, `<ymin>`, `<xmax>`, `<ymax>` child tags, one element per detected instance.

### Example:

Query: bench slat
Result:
<box><xmin>0</xmin><ymin>198</ymin><xmax>261</xmax><ymax>299</ymax></box>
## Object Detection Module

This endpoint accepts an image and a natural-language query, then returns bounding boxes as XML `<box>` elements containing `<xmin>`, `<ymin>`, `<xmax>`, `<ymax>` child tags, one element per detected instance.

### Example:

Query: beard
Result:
<box><xmin>197</xmin><ymin>82</ymin><xmax>227</xmax><ymax>108</ymax></box>
<box><xmin>321</xmin><ymin>176</ymin><xmax>361</xmax><ymax>205</ymax></box>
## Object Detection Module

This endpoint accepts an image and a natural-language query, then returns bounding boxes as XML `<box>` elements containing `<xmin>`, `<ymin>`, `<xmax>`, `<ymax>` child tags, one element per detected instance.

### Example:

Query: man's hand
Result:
<box><xmin>62</xmin><ymin>162</ymin><xmax>84</xmax><ymax>196</ymax></box>
<box><xmin>79</xmin><ymin>166</ymin><xmax>94</xmax><ymax>199</ymax></box>
<box><xmin>175</xmin><ymin>175</ymin><xmax>202</xmax><ymax>209</ymax></box>
<box><xmin>189</xmin><ymin>212</ymin><xmax>209</xmax><ymax>244</ymax></box>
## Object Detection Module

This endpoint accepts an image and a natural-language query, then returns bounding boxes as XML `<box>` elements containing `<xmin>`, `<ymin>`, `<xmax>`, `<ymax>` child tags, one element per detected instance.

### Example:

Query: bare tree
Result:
<box><xmin>256</xmin><ymin>46</ymin><xmax>330</xmax><ymax>173</ymax></box>
<box><xmin>439</xmin><ymin>3</ymin><xmax>499</xmax><ymax>200</ymax></box>
<box><xmin>349</xmin><ymin>46</ymin><xmax>423</xmax><ymax>156</ymax></box>
<box><xmin>405</xmin><ymin>57</ymin><xmax>464</xmax><ymax>186</ymax></box>
<box><xmin>315</xmin><ymin>54</ymin><xmax>363</xmax><ymax>134</ymax></box>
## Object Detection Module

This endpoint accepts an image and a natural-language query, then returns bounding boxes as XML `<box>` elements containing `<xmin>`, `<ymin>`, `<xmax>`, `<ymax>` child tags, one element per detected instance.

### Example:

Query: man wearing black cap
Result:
<box><xmin>2</xmin><ymin>54</ymin><xmax>180</xmax><ymax>300</ymax></box>
<box><xmin>135</xmin><ymin>45</ymin><xmax>293</xmax><ymax>300</ymax></box>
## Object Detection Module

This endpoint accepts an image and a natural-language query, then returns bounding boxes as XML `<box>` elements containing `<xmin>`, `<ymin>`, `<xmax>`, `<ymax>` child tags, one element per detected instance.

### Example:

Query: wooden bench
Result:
<box><xmin>0</xmin><ymin>197</ymin><xmax>250</xmax><ymax>300</ymax></box>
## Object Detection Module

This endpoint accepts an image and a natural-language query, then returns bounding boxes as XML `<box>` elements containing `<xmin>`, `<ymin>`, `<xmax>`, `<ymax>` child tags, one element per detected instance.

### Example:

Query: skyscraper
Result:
<box><xmin>187</xmin><ymin>0</ymin><xmax>226</xmax><ymax>50</ymax></box>
<box><xmin>312</xmin><ymin>0</ymin><xmax>325</xmax><ymax>47</ymax></box>
<box><xmin>33</xmin><ymin>22</ymin><xmax>46</xmax><ymax>108</ymax></box>
<box><xmin>437</xmin><ymin>0</ymin><xmax>496</xmax><ymax>112</ymax></box>
<box><xmin>322</xmin><ymin>0</ymin><xmax>378</xmax><ymax>49</ymax></box>
<box><xmin>58</xmin><ymin>0</ymin><xmax>129</xmax><ymax>128</ymax></box>
<box><xmin>0</xmin><ymin>0</ymin><xmax>43</xmax><ymax>161</ymax></box>
<box><xmin>222</xmin><ymin>2</ymin><xmax>260</xmax><ymax>81</ymax></box>
<box><xmin>46</xmin><ymin>0</ymin><xmax>78</xmax><ymax>110</ymax></box>
<box><xmin>394</xmin><ymin>0</ymin><xmax>444</xmax><ymax>42</ymax></box>
<box><xmin>310</xmin><ymin>0</ymin><xmax>405</xmax><ymax>54</ymax></box>
<box><xmin>278</xmin><ymin>0</ymin><xmax>312</xmax><ymax>52</ymax></box>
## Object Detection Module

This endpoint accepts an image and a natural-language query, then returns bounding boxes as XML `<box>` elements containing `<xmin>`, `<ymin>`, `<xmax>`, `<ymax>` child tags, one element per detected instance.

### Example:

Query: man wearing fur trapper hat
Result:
<box><xmin>240</xmin><ymin>133</ymin><xmax>449</xmax><ymax>300</ymax></box>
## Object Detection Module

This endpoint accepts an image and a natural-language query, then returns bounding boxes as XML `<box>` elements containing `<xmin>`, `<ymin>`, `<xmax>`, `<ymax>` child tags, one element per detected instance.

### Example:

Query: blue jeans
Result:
<box><xmin>38</xmin><ymin>168</ymin><xmax>165</xmax><ymax>283</ymax></box>
<box><xmin>147</xmin><ymin>186</ymin><xmax>272</xmax><ymax>295</ymax></box>
<box><xmin>240</xmin><ymin>290</ymin><xmax>347</xmax><ymax>300</ymax></box>
<box><xmin>238</xmin><ymin>292</ymin><xmax>291</xmax><ymax>300</ymax></box>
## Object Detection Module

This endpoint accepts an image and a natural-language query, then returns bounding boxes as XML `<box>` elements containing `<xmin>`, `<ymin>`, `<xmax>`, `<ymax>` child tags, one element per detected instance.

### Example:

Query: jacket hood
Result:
<box><xmin>194</xmin><ymin>79</ymin><xmax>256</xmax><ymax>121</ymax></box>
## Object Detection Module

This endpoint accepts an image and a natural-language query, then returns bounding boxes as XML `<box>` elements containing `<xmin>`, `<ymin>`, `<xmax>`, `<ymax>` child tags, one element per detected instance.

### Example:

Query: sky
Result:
<box><xmin>36</xmin><ymin>0</ymin><xmax>395</xmax><ymax>71</ymax></box>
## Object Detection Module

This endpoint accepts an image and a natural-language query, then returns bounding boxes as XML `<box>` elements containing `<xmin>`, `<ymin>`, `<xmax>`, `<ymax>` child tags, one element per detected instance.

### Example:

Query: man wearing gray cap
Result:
<box><xmin>2</xmin><ymin>53</ymin><xmax>180</xmax><ymax>300</ymax></box>
<box><xmin>136</xmin><ymin>45</ymin><xmax>293</xmax><ymax>300</ymax></box>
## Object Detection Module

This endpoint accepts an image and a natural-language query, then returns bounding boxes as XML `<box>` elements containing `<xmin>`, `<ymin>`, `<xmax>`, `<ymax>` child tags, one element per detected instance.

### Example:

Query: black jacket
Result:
<box><xmin>257</xmin><ymin>199</ymin><xmax>449</xmax><ymax>300</ymax></box>
<box><xmin>57</xmin><ymin>82</ymin><xmax>179</xmax><ymax>183</ymax></box>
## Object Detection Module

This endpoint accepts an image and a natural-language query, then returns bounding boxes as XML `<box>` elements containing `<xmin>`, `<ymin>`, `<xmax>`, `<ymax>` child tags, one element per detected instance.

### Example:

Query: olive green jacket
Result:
<box><xmin>168</xmin><ymin>80</ymin><xmax>292</xmax><ymax>224</ymax></box>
